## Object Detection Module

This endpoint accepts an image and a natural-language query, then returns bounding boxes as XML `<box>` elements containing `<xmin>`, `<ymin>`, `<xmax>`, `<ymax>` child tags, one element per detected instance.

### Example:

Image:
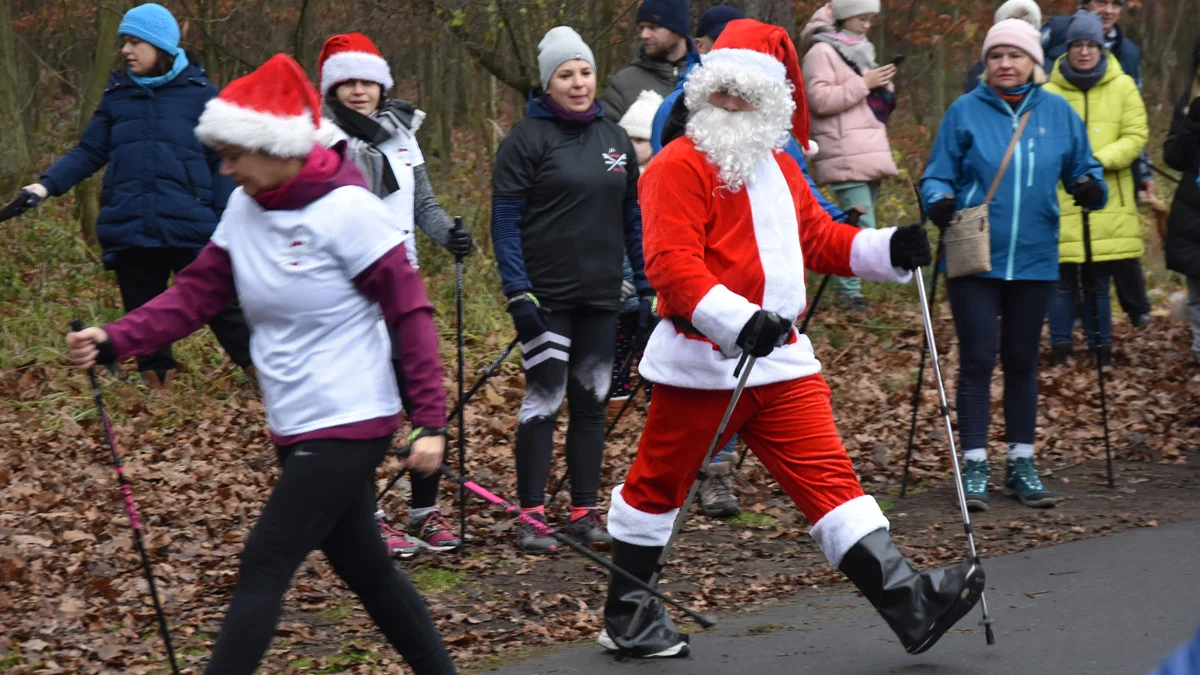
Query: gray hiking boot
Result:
<box><xmin>699</xmin><ymin>455</ymin><xmax>741</xmax><ymax>518</ymax></box>
<box><xmin>962</xmin><ymin>459</ymin><xmax>990</xmax><ymax>512</ymax></box>
<box><xmin>516</xmin><ymin>511</ymin><xmax>558</xmax><ymax>554</ymax></box>
<box><xmin>563</xmin><ymin>508</ymin><xmax>613</xmax><ymax>551</ymax></box>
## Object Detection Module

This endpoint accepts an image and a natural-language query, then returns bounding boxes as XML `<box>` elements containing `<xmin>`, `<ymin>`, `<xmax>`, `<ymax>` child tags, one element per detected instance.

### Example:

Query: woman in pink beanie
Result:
<box><xmin>921</xmin><ymin>17</ymin><xmax>1106</xmax><ymax>513</ymax></box>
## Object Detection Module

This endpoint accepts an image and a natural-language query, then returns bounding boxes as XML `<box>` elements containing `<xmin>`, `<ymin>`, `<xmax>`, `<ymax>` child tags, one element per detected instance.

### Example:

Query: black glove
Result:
<box><xmin>637</xmin><ymin>294</ymin><xmax>658</xmax><ymax>330</ymax></box>
<box><xmin>0</xmin><ymin>189</ymin><xmax>42</xmax><ymax>223</ymax></box>
<box><xmin>1071</xmin><ymin>177</ymin><xmax>1105</xmax><ymax>211</ymax></box>
<box><xmin>446</xmin><ymin>221</ymin><xmax>474</xmax><ymax>258</ymax></box>
<box><xmin>889</xmin><ymin>223</ymin><xmax>933</xmax><ymax>271</ymax></box>
<box><xmin>841</xmin><ymin>205</ymin><xmax>867</xmax><ymax>226</ymax></box>
<box><xmin>507</xmin><ymin>292</ymin><xmax>547</xmax><ymax>345</ymax></box>
<box><xmin>927</xmin><ymin>197</ymin><xmax>956</xmax><ymax>231</ymax></box>
<box><xmin>735</xmin><ymin>310</ymin><xmax>792</xmax><ymax>358</ymax></box>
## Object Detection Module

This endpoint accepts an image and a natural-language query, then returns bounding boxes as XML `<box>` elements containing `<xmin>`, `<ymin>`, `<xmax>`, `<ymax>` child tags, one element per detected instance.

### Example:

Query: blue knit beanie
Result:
<box><xmin>118</xmin><ymin>3</ymin><xmax>181</xmax><ymax>54</ymax></box>
<box><xmin>637</xmin><ymin>0</ymin><xmax>691</xmax><ymax>39</ymax></box>
<box><xmin>695</xmin><ymin>5</ymin><xmax>745</xmax><ymax>40</ymax></box>
<box><xmin>1064</xmin><ymin>9</ymin><xmax>1104</xmax><ymax>48</ymax></box>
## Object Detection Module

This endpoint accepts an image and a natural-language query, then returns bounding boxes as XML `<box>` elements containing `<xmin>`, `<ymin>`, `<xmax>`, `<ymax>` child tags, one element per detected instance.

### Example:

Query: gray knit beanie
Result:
<box><xmin>538</xmin><ymin>27</ymin><xmax>596</xmax><ymax>91</ymax></box>
<box><xmin>1064</xmin><ymin>9</ymin><xmax>1104</xmax><ymax>48</ymax></box>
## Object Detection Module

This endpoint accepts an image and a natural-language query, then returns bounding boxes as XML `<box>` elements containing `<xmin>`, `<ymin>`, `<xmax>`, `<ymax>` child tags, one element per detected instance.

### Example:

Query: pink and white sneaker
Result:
<box><xmin>409</xmin><ymin>509</ymin><xmax>463</xmax><ymax>552</ymax></box>
<box><xmin>376</xmin><ymin>512</ymin><xmax>420</xmax><ymax>558</ymax></box>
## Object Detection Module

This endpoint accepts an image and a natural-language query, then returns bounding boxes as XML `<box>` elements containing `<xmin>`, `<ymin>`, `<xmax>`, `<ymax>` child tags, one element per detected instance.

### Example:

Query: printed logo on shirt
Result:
<box><xmin>602</xmin><ymin>148</ymin><xmax>628</xmax><ymax>173</ymax></box>
<box><xmin>280</xmin><ymin>226</ymin><xmax>315</xmax><ymax>269</ymax></box>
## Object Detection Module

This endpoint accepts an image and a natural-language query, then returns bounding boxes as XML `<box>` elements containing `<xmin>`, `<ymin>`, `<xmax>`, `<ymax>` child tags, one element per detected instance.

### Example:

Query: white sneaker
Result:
<box><xmin>597</xmin><ymin>629</ymin><xmax>690</xmax><ymax>658</ymax></box>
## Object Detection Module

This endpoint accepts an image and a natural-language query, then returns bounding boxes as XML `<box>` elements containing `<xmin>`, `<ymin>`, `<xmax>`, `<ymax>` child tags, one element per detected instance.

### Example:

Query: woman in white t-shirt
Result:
<box><xmin>66</xmin><ymin>54</ymin><xmax>457</xmax><ymax>675</ymax></box>
<box><xmin>316</xmin><ymin>32</ymin><xmax>470</xmax><ymax>557</ymax></box>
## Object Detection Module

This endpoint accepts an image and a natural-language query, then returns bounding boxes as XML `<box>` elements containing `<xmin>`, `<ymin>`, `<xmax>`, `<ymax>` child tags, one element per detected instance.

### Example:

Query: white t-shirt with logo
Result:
<box><xmin>210</xmin><ymin>186</ymin><xmax>405</xmax><ymax>436</ymax></box>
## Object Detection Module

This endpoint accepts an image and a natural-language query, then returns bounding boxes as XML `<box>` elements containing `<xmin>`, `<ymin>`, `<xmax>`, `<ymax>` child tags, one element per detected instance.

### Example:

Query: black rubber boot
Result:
<box><xmin>839</xmin><ymin>528</ymin><xmax>985</xmax><ymax>654</ymax></box>
<box><xmin>598</xmin><ymin>539</ymin><xmax>690</xmax><ymax>658</ymax></box>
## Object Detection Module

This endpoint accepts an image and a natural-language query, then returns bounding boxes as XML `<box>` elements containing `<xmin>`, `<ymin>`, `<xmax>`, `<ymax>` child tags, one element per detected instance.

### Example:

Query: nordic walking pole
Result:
<box><xmin>375</xmin><ymin>338</ymin><xmax>517</xmax><ymax>502</ymax></box>
<box><xmin>1080</xmin><ymin>208</ymin><xmax>1115</xmax><ymax>488</ymax></box>
<box><xmin>623</xmin><ymin>313</ymin><xmax>773</xmax><ymax>648</ymax></box>
<box><xmin>454</xmin><ymin>216</ymin><xmax>468</xmax><ymax>548</ymax></box>
<box><xmin>901</xmin><ymin>243</ymin><xmax>942</xmax><ymax>497</ymax></box>
<box><xmin>910</xmin><ymin>277</ymin><xmax>996</xmax><ymax>646</ymax></box>
<box><xmin>735</xmin><ymin>273</ymin><xmax>832</xmax><ymax>473</ymax></box>
<box><xmin>70</xmin><ymin>319</ymin><xmax>181</xmax><ymax>675</ymax></box>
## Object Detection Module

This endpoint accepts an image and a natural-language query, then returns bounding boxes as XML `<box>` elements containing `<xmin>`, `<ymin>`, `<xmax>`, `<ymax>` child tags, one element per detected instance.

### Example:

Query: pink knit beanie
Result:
<box><xmin>981</xmin><ymin>18</ymin><xmax>1044</xmax><ymax>66</ymax></box>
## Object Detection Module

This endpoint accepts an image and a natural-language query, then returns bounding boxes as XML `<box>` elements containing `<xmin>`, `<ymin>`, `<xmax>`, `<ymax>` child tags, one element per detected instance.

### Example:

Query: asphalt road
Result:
<box><xmin>485</xmin><ymin>520</ymin><xmax>1200</xmax><ymax>674</ymax></box>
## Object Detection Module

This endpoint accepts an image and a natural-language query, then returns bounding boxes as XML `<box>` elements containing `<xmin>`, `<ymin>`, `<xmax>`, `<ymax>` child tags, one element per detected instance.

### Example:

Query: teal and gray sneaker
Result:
<box><xmin>1004</xmin><ymin>457</ymin><xmax>1057</xmax><ymax>508</ymax></box>
<box><xmin>962</xmin><ymin>460</ymin><xmax>990</xmax><ymax>512</ymax></box>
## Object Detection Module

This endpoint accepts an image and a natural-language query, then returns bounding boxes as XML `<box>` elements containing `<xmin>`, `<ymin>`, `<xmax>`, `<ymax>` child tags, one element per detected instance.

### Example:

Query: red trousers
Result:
<box><xmin>608</xmin><ymin>374</ymin><xmax>887</xmax><ymax>565</ymax></box>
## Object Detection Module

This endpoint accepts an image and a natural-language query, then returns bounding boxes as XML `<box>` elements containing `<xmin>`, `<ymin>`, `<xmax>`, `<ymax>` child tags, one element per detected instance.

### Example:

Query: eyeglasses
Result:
<box><xmin>1068</xmin><ymin>42</ymin><xmax>1102</xmax><ymax>53</ymax></box>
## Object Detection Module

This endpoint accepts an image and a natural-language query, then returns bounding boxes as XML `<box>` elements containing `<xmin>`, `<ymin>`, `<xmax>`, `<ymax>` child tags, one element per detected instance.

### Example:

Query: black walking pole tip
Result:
<box><xmin>985</xmin><ymin>623</ymin><xmax>996</xmax><ymax>645</ymax></box>
<box><xmin>697</xmin><ymin>613</ymin><xmax>718</xmax><ymax>628</ymax></box>
<box><xmin>69</xmin><ymin>318</ymin><xmax>83</xmax><ymax>332</ymax></box>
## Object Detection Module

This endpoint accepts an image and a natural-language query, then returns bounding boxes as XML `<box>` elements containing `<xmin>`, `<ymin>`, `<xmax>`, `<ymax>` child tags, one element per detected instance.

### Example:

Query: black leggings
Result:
<box><xmin>205</xmin><ymin>436</ymin><xmax>455</xmax><ymax>674</ymax></box>
<box><xmin>112</xmin><ymin>247</ymin><xmax>252</xmax><ymax>374</ymax></box>
<box><xmin>515</xmin><ymin>307</ymin><xmax>617</xmax><ymax>508</ymax></box>
<box><xmin>946</xmin><ymin>276</ymin><xmax>1053</xmax><ymax>452</ymax></box>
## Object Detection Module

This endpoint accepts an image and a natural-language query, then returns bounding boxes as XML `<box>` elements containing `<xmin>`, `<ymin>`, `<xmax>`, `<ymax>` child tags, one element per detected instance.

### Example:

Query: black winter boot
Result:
<box><xmin>598</xmin><ymin>539</ymin><xmax>690</xmax><ymax>658</ymax></box>
<box><xmin>839</xmin><ymin>528</ymin><xmax>985</xmax><ymax>654</ymax></box>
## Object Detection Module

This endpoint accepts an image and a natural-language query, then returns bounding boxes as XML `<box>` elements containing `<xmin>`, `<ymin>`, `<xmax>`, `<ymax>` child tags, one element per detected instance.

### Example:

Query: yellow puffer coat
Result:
<box><xmin>1044</xmin><ymin>53</ymin><xmax>1148</xmax><ymax>263</ymax></box>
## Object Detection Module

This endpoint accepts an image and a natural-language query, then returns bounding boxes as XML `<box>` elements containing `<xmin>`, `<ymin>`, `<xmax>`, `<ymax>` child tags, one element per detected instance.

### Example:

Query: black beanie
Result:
<box><xmin>695</xmin><ymin>5</ymin><xmax>745</xmax><ymax>40</ymax></box>
<box><xmin>638</xmin><ymin>0</ymin><xmax>691</xmax><ymax>39</ymax></box>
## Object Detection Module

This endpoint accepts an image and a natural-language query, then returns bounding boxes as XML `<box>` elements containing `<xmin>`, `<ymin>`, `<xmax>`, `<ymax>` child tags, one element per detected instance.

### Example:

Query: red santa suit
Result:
<box><xmin>600</xmin><ymin>19</ymin><xmax>983</xmax><ymax>660</ymax></box>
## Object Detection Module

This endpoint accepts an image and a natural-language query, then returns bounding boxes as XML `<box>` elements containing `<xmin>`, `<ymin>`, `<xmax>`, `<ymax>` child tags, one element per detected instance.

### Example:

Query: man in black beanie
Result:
<box><xmin>600</xmin><ymin>0</ymin><xmax>696</xmax><ymax>122</ymax></box>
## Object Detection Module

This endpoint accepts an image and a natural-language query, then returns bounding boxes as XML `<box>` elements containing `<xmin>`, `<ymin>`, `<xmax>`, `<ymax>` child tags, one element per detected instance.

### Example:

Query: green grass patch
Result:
<box><xmin>726</xmin><ymin>512</ymin><xmax>775</xmax><ymax>528</ymax></box>
<box><xmin>290</xmin><ymin>656</ymin><xmax>316</xmax><ymax>669</ymax></box>
<box><xmin>0</xmin><ymin>647</ymin><xmax>23</xmax><ymax>668</ymax></box>
<box><xmin>317</xmin><ymin>601</ymin><xmax>355</xmax><ymax>621</ymax></box>
<box><xmin>313</xmin><ymin>642</ymin><xmax>378</xmax><ymax>674</ymax></box>
<box><xmin>410</xmin><ymin>566</ymin><xmax>465</xmax><ymax>594</ymax></box>
<box><xmin>877</xmin><ymin>499</ymin><xmax>895</xmax><ymax>513</ymax></box>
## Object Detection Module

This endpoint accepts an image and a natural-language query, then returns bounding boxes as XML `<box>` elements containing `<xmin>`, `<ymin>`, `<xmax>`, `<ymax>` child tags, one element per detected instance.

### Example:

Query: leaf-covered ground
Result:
<box><xmin>3</xmin><ymin>299</ymin><xmax>1200</xmax><ymax>674</ymax></box>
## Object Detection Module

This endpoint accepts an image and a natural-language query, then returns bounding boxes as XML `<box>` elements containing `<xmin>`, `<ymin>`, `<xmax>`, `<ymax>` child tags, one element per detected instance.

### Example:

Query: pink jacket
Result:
<box><xmin>802</xmin><ymin>42</ymin><xmax>898</xmax><ymax>185</ymax></box>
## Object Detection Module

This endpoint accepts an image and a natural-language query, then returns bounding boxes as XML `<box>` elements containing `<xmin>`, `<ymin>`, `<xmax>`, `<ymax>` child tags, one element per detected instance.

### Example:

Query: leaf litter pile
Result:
<box><xmin>3</xmin><ymin>301</ymin><xmax>1200</xmax><ymax>673</ymax></box>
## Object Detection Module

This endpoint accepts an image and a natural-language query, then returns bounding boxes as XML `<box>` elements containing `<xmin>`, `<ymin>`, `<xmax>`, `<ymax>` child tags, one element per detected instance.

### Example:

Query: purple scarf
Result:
<box><xmin>541</xmin><ymin>94</ymin><xmax>601</xmax><ymax>123</ymax></box>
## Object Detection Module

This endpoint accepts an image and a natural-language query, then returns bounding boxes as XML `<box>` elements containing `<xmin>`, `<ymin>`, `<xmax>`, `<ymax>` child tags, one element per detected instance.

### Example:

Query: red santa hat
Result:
<box><xmin>700</xmin><ymin>19</ymin><xmax>811</xmax><ymax>151</ymax></box>
<box><xmin>195</xmin><ymin>53</ymin><xmax>322</xmax><ymax>158</ymax></box>
<box><xmin>318</xmin><ymin>33</ymin><xmax>395</xmax><ymax>97</ymax></box>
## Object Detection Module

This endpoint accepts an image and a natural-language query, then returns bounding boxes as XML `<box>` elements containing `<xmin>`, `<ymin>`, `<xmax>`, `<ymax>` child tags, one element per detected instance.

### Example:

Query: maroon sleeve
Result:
<box><xmin>103</xmin><ymin>242</ymin><xmax>238</xmax><ymax>361</ymax></box>
<box><xmin>353</xmin><ymin>243</ymin><xmax>447</xmax><ymax>429</ymax></box>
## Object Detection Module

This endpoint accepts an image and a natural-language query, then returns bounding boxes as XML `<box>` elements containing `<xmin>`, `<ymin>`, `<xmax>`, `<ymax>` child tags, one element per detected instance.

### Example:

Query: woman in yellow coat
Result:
<box><xmin>1044</xmin><ymin>10</ymin><xmax>1148</xmax><ymax>367</ymax></box>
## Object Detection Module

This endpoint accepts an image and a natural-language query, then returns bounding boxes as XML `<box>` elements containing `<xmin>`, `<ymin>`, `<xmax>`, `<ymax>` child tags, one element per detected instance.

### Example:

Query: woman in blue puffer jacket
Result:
<box><xmin>20</xmin><ymin>3</ymin><xmax>250</xmax><ymax>387</ymax></box>
<box><xmin>921</xmin><ymin>19</ymin><xmax>1105</xmax><ymax>513</ymax></box>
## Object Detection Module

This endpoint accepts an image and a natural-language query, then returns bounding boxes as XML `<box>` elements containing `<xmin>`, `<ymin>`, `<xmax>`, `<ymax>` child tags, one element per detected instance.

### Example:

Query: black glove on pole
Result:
<box><xmin>736</xmin><ymin>310</ymin><xmax>791</xmax><ymax>358</ymax></box>
<box><xmin>447</xmin><ymin>218</ymin><xmax>474</xmax><ymax>258</ymax></box>
<box><xmin>0</xmin><ymin>189</ymin><xmax>42</xmax><ymax>223</ymax></box>
<box><xmin>1071</xmin><ymin>177</ymin><xmax>1105</xmax><ymax>211</ymax></box>
<box><xmin>889</xmin><ymin>223</ymin><xmax>934</xmax><ymax>270</ymax></box>
<box><xmin>507</xmin><ymin>293</ymin><xmax>547</xmax><ymax>345</ymax></box>
<box><xmin>927</xmin><ymin>198</ymin><xmax>956</xmax><ymax>231</ymax></box>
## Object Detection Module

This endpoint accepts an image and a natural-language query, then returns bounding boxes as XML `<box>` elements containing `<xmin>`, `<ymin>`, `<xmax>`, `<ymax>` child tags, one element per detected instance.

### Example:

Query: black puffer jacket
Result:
<box><xmin>1164</xmin><ymin>91</ymin><xmax>1200</xmax><ymax>277</ymax></box>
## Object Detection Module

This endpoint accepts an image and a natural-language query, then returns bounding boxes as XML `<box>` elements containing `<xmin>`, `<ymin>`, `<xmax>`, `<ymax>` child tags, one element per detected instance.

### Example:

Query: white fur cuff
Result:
<box><xmin>850</xmin><ymin>226</ymin><xmax>913</xmax><ymax>283</ymax></box>
<box><xmin>608</xmin><ymin>484</ymin><xmax>679</xmax><ymax>547</ymax></box>
<box><xmin>810</xmin><ymin>495</ymin><xmax>890</xmax><ymax>568</ymax></box>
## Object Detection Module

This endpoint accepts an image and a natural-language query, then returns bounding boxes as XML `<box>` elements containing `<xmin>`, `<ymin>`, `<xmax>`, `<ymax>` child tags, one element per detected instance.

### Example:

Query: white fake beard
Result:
<box><xmin>684</xmin><ymin>66</ymin><xmax>795</xmax><ymax>191</ymax></box>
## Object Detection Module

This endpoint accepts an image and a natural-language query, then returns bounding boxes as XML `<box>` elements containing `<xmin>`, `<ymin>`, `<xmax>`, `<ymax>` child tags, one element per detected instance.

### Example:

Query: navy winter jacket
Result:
<box><xmin>40</xmin><ymin>64</ymin><xmax>232</xmax><ymax>267</ymax></box>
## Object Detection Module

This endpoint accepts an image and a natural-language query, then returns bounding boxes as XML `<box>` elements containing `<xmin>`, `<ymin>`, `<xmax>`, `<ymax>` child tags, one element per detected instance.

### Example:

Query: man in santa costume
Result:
<box><xmin>599</xmin><ymin>19</ymin><xmax>985</xmax><ymax>659</ymax></box>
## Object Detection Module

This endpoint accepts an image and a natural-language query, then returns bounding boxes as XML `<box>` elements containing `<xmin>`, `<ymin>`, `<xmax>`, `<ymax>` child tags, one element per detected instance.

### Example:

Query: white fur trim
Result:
<box><xmin>701</xmin><ymin>48</ymin><xmax>787</xmax><ymax>84</ymax></box>
<box><xmin>315</xmin><ymin>118</ymin><xmax>346</xmax><ymax>147</ymax></box>
<box><xmin>320</xmin><ymin>51</ymin><xmax>394</xmax><ymax>95</ymax></box>
<box><xmin>607</xmin><ymin>484</ymin><xmax>679</xmax><ymax>547</ymax></box>
<box><xmin>803</xmin><ymin>139</ymin><xmax>819</xmax><ymax>157</ymax></box>
<box><xmin>748</xmin><ymin>157</ymin><xmax>806</xmax><ymax>324</ymax></box>
<box><xmin>639</xmin><ymin>320</ymin><xmax>823</xmax><ymax>390</ymax></box>
<box><xmin>809</xmin><ymin>495</ymin><xmax>889</xmax><ymax>568</ymax></box>
<box><xmin>849</xmin><ymin>226</ymin><xmax>912</xmax><ymax>283</ymax></box>
<box><xmin>196</xmin><ymin>98</ymin><xmax>315</xmax><ymax>157</ymax></box>
<box><xmin>690</xmin><ymin>284</ymin><xmax>759</xmax><ymax>357</ymax></box>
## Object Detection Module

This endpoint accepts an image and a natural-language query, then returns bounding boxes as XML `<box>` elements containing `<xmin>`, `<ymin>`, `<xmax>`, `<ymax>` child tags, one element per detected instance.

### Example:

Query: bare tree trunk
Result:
<box><xmin>293</xmin><ymin>0</ymin><xmax>318</xmax><ymax>78</ymax></box>
<box><xmin>75</xmin><ymin>0</ymin><xmax>127</xmax><ymax>248</ymax></box>
<box><xmin>0</xmin><ymin>0</ymin><xmax>29</xmax><ymax>194</ymax></box>
<box><xmin>737</xmin><ymin>0</ymin><xmax>796</xmax><ymax>37</ymax></box>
